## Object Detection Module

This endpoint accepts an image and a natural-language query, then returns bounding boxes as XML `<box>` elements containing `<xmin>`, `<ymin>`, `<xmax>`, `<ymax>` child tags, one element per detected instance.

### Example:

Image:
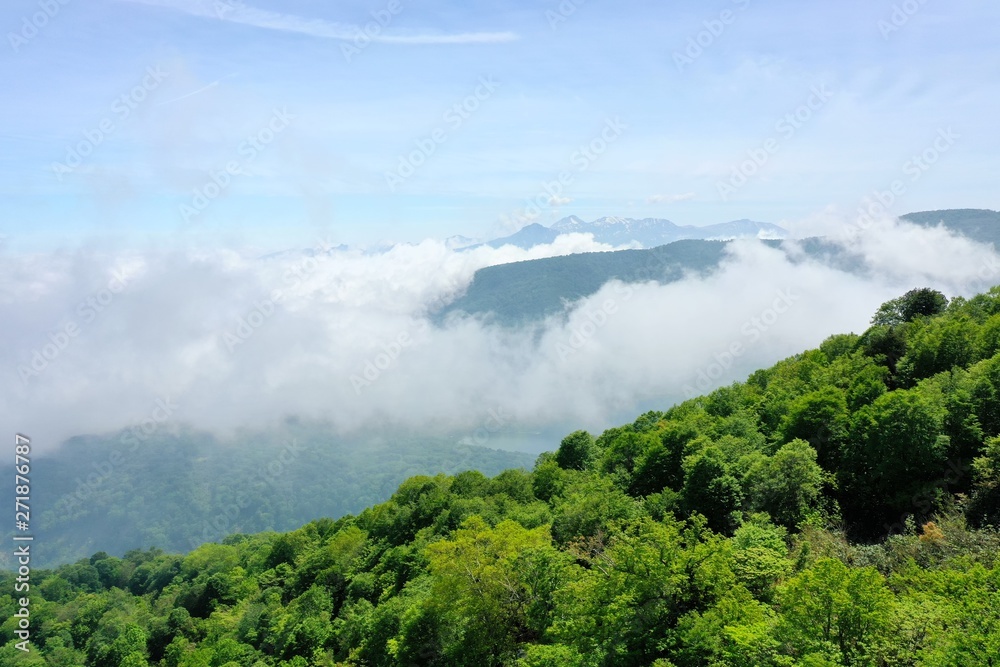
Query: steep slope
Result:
<box><xmin>6</xmin><ymin>286</ymin><xmax>1000</xmax><ymax>666</ymax></box>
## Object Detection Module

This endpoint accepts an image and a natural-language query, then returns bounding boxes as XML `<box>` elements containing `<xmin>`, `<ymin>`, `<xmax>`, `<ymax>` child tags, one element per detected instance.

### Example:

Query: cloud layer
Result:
<box><xmin>2</xmin><ymin>216</ymin><xmax>998</xmax><ymax>453</ymax></box>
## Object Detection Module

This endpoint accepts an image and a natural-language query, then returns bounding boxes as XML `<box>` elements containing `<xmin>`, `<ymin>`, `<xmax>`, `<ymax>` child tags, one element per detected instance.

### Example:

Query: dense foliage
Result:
<box><xmin>4</xmin><ymin>286</ymin><xmax>1000</xmax><ymax>665</ymax></box>
<box><xmin>0</xmin><ymin>427</ymin><xmax>534</xmax><ymax>568</ymax></box>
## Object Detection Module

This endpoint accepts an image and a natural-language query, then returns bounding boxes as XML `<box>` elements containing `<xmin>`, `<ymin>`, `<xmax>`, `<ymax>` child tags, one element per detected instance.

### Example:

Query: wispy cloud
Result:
<box><xmin>647</xmin><ymin>192</ymin><xmax>696</xmax><ymax>204</ymax></box>
<box><xmin>119</xmin><ymin>0</ymin><xmax>518</xmax><ymax>44</ymax></box>
<box><xmin>155</xmin><ymin>75</ymin><xmax>232</xmax><ymax>106</ymax></box>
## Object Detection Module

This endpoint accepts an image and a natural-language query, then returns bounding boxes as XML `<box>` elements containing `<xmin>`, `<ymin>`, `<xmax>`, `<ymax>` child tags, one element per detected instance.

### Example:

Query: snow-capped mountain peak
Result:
<box><xmin>479</xmin><ymin>216</ymin><xmax>788</xmax><ymax>251</ymax></box>
<box><xmin>550</xmin><ymin>215</ymin><xmax>588</xmax><ymax>232</ymax></box>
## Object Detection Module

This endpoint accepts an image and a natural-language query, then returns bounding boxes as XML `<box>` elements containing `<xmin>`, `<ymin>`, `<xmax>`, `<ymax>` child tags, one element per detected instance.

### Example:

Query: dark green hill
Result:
<box><xmin>901</xmin><ymin>208</ymin><xmax>1000</xmax><ymax>246</ymax></box>
<box><xmin>439</xmin><ymin>239</ymin><xmax>729</xmax><ymax>325</ymax></box>
<box><xmin>1</xmin><ymin>423</ymin><xmax>533</xmax><ymax>568</ymax></box>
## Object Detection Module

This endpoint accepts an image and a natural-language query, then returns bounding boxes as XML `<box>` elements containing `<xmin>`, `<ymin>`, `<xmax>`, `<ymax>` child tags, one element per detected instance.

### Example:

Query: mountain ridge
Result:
<box><xmin>440</xmin><ymin>209</ymin><xmax>1000</xmax><ymax>324</ymax></box>
<box><xmin>471</xmin><ymin>215</ymin><xmax>788</xmax><ymax>250</ymax></box>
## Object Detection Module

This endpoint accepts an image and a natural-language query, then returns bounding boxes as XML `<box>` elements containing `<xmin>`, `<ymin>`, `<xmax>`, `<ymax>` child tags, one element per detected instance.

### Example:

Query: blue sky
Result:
<box><xmin>1</xmin><ymin>0</ymin><xmax>998</xmax><ymax>250</ymax></box>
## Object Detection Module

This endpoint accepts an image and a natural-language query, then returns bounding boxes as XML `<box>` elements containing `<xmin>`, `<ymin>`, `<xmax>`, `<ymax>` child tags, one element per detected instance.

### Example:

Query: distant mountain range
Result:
<box><xmin>460</xmin><ymin>216</ymin><xmax>788</xmax><ymax>251</ymax></box>
<box><xmin>438</xmin><ymin>209</ymin><xmax>999</xmax><ymax>325</ymax></box>
<box><xmin>252</xmin><ymin>210</ymin><xmax>999</xmax><ymax>327</ymax></box>
<box><xmin>257</xmin><ymin>210</ymin><xmax>1000</xmax><ymax>262</ymax></box>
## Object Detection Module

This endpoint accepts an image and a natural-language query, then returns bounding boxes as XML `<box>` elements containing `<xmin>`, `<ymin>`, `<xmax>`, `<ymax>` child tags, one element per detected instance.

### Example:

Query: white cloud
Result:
<box><xmin>2</xmin><ymin>217</ymin><xmax>997</xmax><ymax>453</ymax></box>
<box><xmin>547</xmin><ymin>195</ymin><xmax>572</xmax><ymax>206</ymax></box>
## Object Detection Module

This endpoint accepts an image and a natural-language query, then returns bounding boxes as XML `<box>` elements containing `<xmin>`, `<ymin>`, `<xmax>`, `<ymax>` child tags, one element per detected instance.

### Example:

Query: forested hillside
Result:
<box><xmin>901</xmin><ymin>209</ymin><xmax>1000</xmax><ymax>247</ymax></box>
<box><xmin>4</xmin><ymin>286</ymin><xmax>1000</xmax><ymax>666</ymax></box>
<box><xmin>439</xmin><ymin>240</ymin><xmax>731</xmax><ymax>325</ymax></box>
<box><xmin>0</xmin><ymin>428</ymin><xmax>534</xmax><ymax>568</ymax></box>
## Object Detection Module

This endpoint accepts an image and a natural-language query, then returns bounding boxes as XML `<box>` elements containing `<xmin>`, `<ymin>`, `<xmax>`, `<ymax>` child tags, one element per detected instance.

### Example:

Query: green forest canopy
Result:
<box><xmin>2</xmin><ymin>431</ymin><xmax>535</xmax><ymax>569</ymax></box>
<box><xmin>4</xmin><ymin>285</ymin><xmax>1000</xmax><ymax>666</ymax></box>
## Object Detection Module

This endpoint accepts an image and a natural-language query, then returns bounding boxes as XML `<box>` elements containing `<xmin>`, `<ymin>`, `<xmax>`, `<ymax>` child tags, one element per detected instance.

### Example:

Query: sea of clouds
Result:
<box><xmin>2</xmin><ymin>215</ymin><xmax>998</xmax><ymax>453</ymax></box>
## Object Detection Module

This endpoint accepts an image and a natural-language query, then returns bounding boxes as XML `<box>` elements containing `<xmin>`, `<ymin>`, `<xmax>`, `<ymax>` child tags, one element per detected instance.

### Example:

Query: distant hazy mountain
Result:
<box><xmin>4</xmin><ymin>423</ymin><xmax>534</xmax><ymax>567</ymax></box>
<box><xmin>256</xmin><ymin>209</ymin><xmax>994</xmax><ymax>267</ymax></box>
<box><xmin>479</xmin><ymin>223</ymin><xmax>561</xmax><ymax>249</ymax></box>
<box><xmin>476</xmin><ymin>216</ymin><xmax>788</xmax><ymax>250</ymax></box>
<box><xmin>255</xmin><ymin>216</ymin><xmax>788</xmax><ymax>257</ymax></box>
<box><xmin>901</xmin><ymin>208</ymin><xmax>1000</xmax><ymax>247</ymax></box>
<box><xmin>552</xmin><ymin>215</ymin><xmax>787</xmax><ymax>246</ymax></box>
<box><xmin>445</xmin><ymin>234</ymin><xmax>480</xmax><ymax>250</ymax></box>
<box><xmin>257</xmin><ymin>243</ymin><xmax>349</xmax><ymax>260</ymax></box>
